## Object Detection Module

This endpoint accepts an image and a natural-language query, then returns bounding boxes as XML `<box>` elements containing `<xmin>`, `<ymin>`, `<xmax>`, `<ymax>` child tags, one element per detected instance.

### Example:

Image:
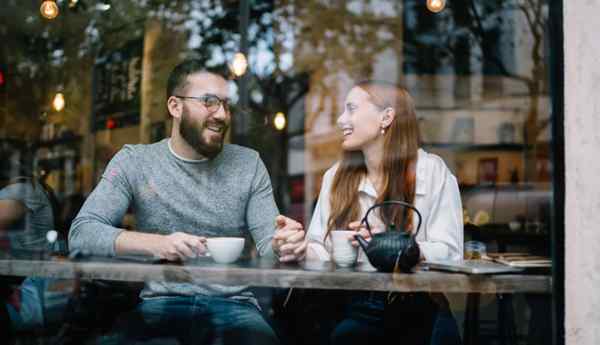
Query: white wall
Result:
<box><xmin>565</xmin><ymin>1</ymin><xmax>600</xmax><ymax>344</ymax></box>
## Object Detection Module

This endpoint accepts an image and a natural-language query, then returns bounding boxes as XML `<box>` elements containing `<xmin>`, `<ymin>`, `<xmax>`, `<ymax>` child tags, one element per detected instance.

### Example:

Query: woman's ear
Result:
<box><xmin>381</xmin><ymin>107</ymin><xmax>396</xmax><ymax>129</ymax></box>
<box><xmin>167</xmin><ymin>96</ymin><xmax>182</xmax><ymax>120</ymax></box>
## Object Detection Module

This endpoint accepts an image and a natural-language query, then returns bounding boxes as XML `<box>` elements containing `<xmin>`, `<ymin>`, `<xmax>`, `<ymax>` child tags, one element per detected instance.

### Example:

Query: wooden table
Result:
<box><xmin>0</xmin><ymin>254</ymin><xmax>551</xmax><ymax>294</ymax></box>
<box><xmin>0</xmin><ymin>253</ymin><xmax>551</xmax><ymax>344</ymax></box>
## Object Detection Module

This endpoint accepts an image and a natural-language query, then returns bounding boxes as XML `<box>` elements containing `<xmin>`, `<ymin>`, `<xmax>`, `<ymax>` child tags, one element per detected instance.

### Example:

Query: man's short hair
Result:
<box><xmin>166</xmin><ymin>60</ymin><xmax>227</xmax><ymax>100</ymax></box>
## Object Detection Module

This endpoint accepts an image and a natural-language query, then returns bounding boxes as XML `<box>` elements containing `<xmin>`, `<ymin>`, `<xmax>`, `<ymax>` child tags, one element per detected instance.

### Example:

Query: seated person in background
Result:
<box><xmin>0</xmin><ymin>159</ymin><xmax>75</xmax><ymax>334</ymax></box>
<box><xmin>305</xmin><ymin>80</ymin><xmax>463</xmax><ymax>345</ymax></box>
<box><xmin>0</xmin><ymin>162</ymin><xmax>55</xmax><ymax>251</ymax></box>
<box><xmin>69</xmin><ymin>59</ymin><xmax>306</xmax><ymax>345</ymax></box>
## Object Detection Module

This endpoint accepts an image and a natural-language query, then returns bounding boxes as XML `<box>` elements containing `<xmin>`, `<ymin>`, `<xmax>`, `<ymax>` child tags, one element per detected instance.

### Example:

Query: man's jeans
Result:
<box><xmin>124</xmin><ymin>295</ymin><xmax>279</xmax><ymax>345</ymax></box>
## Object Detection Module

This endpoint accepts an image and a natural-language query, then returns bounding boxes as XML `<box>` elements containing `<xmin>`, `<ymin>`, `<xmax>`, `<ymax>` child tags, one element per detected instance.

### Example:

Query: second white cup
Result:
<box><xmin>331</xmin><ymin>230</ymin><xmax>358</xmax><ymax>267</ymax></box>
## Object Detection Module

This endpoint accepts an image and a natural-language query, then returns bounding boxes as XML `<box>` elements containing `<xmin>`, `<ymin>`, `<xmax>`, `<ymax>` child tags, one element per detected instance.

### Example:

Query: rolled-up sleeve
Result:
<box><xmin>418</xmin><ymin>166</ymin><xmax>464</xmax><ymax>262</ymax></box>
<box><xmin>68</xmin><ymin>149</ymin><xmax>134</xmax><ymax>256</ymax></box>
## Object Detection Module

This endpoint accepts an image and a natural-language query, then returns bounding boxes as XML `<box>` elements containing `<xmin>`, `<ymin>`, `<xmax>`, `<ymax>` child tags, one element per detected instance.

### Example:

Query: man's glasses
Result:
<box><xmin>174</xmin><ymin>94</ymin><xmax>231</xmax><ymax>114</ymax></box>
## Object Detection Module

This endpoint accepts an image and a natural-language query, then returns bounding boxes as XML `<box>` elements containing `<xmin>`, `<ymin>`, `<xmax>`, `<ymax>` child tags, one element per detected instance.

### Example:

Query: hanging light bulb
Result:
<box><xmin>53</xmin><ymin>92</ymin><xmax>65</xmax><ymax>112</ymax></box>
<box><xmin>96</xmin><ymin>2</ymin><xmax>111</xmax><ymax>11</ymax></box>
<box><xmin>273</xmin><ymin>112</ymin><xmax>286</xmax><ymax>131</ymax></box>
<box><xmin>230</xmin><ymin>52</ymin><xmax>248</xmax><ymax>77</ymax></box>
<box><xmin>40</xmin><ymin>0</ymin><xmax>59</xmax><ymax>19</ymax></box>
<box><xmin>426</xmin><ymin>0</ymin><xmax>446</xmax><ymax>13</ymax></box>
<box><xmin>68</xmin><ymin>0</ymin><xmax>79</xmax><ymax>8</ymax></box>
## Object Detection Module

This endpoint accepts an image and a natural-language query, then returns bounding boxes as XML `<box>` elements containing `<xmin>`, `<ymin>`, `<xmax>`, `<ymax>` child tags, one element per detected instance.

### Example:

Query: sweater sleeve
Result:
<box><xmin>245</xmin><ymin>154</ymin><xmax>279</xmax><ymax>257</ymax></box>
<box><xmin>68</xmin><ymin>148</ymin><xmax>135</xmax><ymax>256</ymax></box>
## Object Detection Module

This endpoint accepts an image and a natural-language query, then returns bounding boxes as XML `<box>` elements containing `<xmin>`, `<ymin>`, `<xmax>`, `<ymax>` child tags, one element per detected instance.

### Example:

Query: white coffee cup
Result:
<box><xmin>206</xmin><ymin>237</ymin><xmax>245</xmax><ymax>264</ymax></box>
<box><xmin>331</xmin><ymin>230</ymin><xmax>358</xmax><ymax>267</ymax></box>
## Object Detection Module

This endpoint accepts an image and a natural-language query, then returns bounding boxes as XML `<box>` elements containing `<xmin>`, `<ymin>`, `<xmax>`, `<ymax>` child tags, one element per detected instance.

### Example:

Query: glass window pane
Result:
<box><xmin>0</xmin><ymin>1</ymin><xmax>558</xmax><ymax>344</ymax></box>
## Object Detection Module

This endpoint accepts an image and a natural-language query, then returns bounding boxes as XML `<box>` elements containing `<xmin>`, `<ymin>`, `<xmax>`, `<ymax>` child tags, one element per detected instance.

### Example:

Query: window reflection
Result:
<box><xmin>1</xmin><ymin>1</ymin><xmax>555</xmax><ymax>344</ymax></box>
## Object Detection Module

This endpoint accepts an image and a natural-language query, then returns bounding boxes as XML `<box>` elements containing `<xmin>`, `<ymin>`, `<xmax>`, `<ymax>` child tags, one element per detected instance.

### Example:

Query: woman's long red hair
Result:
<box><xmin>326</xmin><ymin>81</ymin><xmax>420</xmax><ymax>238</ymax></box>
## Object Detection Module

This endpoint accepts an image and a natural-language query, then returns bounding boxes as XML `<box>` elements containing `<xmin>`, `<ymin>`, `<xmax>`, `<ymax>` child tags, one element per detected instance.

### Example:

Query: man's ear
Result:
<box><xmin>167</xmin><ymin>96</ymin><xmax>182</xmax><ymax>120</ymax></box>
<box><xmin>381</xmin><ymin>107</ymin><xmax>396</xmax><ymax>129</ymax></box>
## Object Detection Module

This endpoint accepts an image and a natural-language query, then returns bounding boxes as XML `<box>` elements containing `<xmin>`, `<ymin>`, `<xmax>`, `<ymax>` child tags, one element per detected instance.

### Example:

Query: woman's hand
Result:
<box><xmin>347</xmin><ymin>221</ymin><xmax>386</xmax><ymax>247</ymax></box>
<box><xmin>347</xmin><ymin>221</ymin><xmax>372</xmax><ymax>248</ymax></box>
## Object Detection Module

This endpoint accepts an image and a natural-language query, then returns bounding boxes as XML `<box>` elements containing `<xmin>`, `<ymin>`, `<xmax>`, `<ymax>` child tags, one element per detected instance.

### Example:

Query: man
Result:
<box><xmin>69</xmin><ymin>59</ymin><xmax>306</xmax><ymax>344</ymax></box>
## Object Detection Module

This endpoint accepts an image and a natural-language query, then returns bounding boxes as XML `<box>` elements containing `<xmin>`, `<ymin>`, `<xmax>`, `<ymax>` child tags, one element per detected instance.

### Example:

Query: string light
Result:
<box><xmin>274</xmin><ymin>112</ymin><xmax>286</xmax><ymax>131</ymax></box>
<box><xmin>52</xmin><ymin>92</ymin><xmax>65</xmax><ymax>112</ymax></box>
<box><xmin>40</xmin><ymin>0</ymin><xmax>59</xmax><ymax>19</ymax></box>
<box><xmin>426</xmin><ymin>0</ymin><xmax>446</xmax><ymax>13</ymax></box>
<box><xmin>230</xmin><ymin>53</ymin><xmax>248</xmax><ymax>77</ymax></box>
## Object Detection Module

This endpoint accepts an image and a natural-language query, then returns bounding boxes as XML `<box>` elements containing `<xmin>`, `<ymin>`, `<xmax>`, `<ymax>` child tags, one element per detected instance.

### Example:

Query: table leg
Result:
<box><xmin>498</xmin><ymin>293</ymin><xmax>516</xmax><ymax>345</ymax></box>
<box><xmin>464</xmin><ymin>293</ymin><xmax>480</xmax><ymax>345</ymax></box>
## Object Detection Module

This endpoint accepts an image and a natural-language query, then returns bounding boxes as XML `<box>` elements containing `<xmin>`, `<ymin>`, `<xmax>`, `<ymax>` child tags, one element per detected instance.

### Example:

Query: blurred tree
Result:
<box><xmin>1</xmin><ymin>0</ymin><xmax>311</xmax><ymax>209</ymax></box>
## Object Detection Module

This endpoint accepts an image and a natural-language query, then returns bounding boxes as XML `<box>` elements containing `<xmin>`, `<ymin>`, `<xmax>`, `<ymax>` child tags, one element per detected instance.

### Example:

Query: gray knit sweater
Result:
<box><xmin>69</xmin><ymin>139</ymin><xmax>278</xmax><ymax>299</ymax></box>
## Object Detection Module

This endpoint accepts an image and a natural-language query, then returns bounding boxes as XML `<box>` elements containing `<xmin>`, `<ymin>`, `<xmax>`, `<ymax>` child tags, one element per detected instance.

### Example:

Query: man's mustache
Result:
<box><xmin>203</xmin><ymin>119</ymin><xmax>229</xmax><ymax>130</ymax></box>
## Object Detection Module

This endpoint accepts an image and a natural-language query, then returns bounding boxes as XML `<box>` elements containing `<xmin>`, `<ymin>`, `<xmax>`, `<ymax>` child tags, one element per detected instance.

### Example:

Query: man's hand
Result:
<box><xmin>154</xmin><ymin>232</ymin><xmax>207</xmax><ymax>261</ymax></box>
<box><xmin>272</xmin><ymin>215</ymin><xmax>307</xmax><ymax>262</ymax></box>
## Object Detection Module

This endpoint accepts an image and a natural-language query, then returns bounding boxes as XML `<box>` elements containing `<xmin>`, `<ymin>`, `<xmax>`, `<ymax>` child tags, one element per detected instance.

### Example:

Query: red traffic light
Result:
<box><xmin>0</xmin><ymin>70</ymin><xmax>5</xmax><ymax>86</ymax></box>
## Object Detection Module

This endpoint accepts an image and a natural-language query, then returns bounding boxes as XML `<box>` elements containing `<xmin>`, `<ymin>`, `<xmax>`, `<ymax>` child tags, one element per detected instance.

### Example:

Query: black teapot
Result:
<box><xmin>354</xmin><ymin>201</ymin><xmax>422</xmax><ymax>273</ymax></box>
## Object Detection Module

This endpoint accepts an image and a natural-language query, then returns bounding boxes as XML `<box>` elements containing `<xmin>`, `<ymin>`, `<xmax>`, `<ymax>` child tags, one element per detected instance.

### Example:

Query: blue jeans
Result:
<box><xmin>330</xmin><ymin>293</ymin><xmax>386</xmax><ymax>345</ymax></box>
<box><xmin>121</xmin><ymin>295</ymin><xmax>279</xmax><ymax>345</ymax></box>
<box><xmin>430</xmin><ymin>309</ymin><xmax>462</xmax><ymax>345</ymax></box>
<box><xmin>6</xmin><ymin>277</ymin><xmax>74</xmax><ymax>331</ymax></box>
<box><xmin>331</xmin><ymin>292</ymin><xmax>461</xmax><ymax>345</ymax></box>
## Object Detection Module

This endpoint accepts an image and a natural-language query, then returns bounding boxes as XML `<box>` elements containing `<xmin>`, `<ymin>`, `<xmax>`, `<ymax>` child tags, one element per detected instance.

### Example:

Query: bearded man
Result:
<box><xmin>69</xmin><ymin>59</ymin><xmax>306</xmax><ymax>345</ymax></box>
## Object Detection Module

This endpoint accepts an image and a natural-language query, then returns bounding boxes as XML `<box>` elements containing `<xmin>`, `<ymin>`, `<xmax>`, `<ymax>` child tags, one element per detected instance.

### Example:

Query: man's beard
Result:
<box><xmin>179</xmin><ymin>108</ymin><xmax>229</xmax><ymax>159</ymax></box>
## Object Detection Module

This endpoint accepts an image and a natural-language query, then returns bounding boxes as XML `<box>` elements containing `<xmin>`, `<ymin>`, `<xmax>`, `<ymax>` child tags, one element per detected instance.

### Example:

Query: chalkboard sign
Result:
<box><xmin>92</xmin><ymin>39</ymin><xmax>143</xmax><ymax>131</ymax></box>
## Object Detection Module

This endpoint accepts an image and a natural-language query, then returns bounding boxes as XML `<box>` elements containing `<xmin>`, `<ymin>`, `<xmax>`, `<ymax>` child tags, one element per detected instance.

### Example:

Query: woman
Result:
<box><xmin>306</xmin><ymin>81</ymin><xmax>463</xmax><ymax>345</ymax></box>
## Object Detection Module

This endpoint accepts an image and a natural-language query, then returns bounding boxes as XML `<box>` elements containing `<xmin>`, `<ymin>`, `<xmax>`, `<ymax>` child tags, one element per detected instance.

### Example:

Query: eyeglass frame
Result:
<box><xmin>173</xmin><ymin>93</ymin><xmax>232</xmax><ymax>114</ymax></box>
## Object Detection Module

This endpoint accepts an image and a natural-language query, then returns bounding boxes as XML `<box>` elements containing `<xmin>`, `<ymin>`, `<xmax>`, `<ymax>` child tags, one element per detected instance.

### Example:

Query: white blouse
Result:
<box><xmin>306</xmin><ymin>149</ymin><xmax>464</xmax><ymax>262</ymax></box>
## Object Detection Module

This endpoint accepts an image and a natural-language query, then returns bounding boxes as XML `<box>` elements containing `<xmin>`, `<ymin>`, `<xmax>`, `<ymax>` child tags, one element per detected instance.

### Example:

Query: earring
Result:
<box><xmin>381</xmin><ymin>127</ymin><xmax>386</xmax><ymax>135</ymax></box>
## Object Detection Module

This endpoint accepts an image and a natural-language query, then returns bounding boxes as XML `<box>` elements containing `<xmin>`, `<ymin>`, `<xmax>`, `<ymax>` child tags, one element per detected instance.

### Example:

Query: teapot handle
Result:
<box><xmin>360</xmin><ymin>201</ymin><xmax>423</xmax><ymax>238</ymax></box>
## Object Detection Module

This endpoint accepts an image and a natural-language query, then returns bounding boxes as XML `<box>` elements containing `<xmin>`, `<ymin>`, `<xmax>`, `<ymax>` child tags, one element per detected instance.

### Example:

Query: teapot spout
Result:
<box><xmin>354</xmin><ymin>234</ymin><xmax>370</xmax><ymax>252</ymax></box>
